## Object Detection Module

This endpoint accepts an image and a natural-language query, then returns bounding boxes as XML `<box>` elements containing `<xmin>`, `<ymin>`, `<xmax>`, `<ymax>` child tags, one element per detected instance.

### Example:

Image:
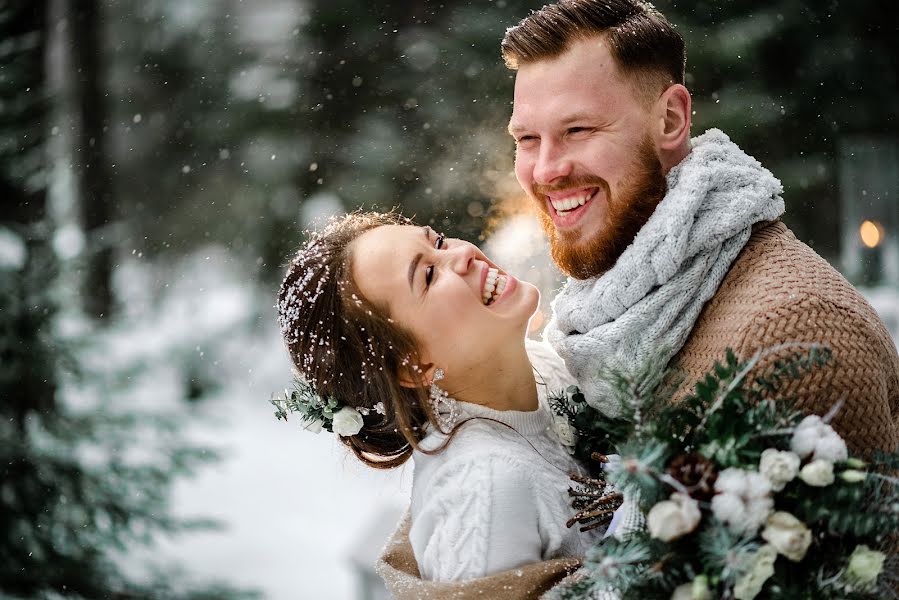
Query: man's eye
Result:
<box><xmin>435</xmin><ymin>233</ymin><xmax>446</xmax><ymax>250</ymax></box>
<box><xmin>425</xmin><ymin>265</ymin><xmax>434</xmax><ymax>287</ymax></box>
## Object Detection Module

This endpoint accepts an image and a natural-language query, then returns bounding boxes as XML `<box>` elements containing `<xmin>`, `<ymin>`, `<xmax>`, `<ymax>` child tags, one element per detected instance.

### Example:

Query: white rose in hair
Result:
<box><xmin>758</xmin><ymin>449</ymin><xmax>800</xmax><ymax>491</ymax></box>
<box><xmin>799</xmin><ymin>459</ymin><xmax>834</xmax><ymax>487</ymax></box>
<box><xmin>790</xmin><ymin>415</ymin><xmax>848</xmax><ymax>463</ymax></box>
<box><xmin>332</xmin><ymin>406</ymin><xmax>364</xmax><ymax>436</ymax></box>
<box><xmin>761</xmin><ymin>511</ymin><xmax>812</xmax><ymax>562</ymax></box>
<box><xmin>647</xmin><ymin>493</ymin><xmax>701</xmax><ymax>542</ymax></box>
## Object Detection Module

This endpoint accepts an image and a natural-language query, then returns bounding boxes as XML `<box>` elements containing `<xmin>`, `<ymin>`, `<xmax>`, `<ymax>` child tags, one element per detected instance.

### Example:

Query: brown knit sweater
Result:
<box><xmin>376</xmin><ymin>220</ymin><xmax>899</xmax><ymax>599</ymax></box>
<box><xmin>672</xmin><ymin>220</ymin><xmax>899</xmax><ymax>455</ymax></box>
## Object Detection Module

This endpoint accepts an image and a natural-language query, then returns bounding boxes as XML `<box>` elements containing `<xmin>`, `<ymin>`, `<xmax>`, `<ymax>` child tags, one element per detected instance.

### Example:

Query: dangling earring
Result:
<box><xmin>429</xmin><ymin>368</ymin><xmax>459</xmax><ymax>433</ymax></box>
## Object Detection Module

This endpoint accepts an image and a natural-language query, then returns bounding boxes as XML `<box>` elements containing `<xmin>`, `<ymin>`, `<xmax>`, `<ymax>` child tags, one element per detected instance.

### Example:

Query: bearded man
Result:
<box><xmin>377</xmin><ymin>1</ymin><xmax>899</xmax><ymax>597</ymax></box>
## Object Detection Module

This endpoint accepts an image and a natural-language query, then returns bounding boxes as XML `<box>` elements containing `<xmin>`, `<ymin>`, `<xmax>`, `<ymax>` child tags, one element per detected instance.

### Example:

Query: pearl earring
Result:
<box><xmin>429</xmin><ymin>368</ymin><xmax>459</xmax><ymax>433</ymax></box>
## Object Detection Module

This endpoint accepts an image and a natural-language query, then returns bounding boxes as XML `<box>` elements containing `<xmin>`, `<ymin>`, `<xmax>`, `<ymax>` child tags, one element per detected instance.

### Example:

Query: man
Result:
<box><xmin>377</xmin><ymin>1</ymin><xmax>899</xmax><ymax>597</ymax></box>
<box><xmin>504</xmin><ymin>0</ymin><xmax>898</xmax><ymax>454</ymax></box>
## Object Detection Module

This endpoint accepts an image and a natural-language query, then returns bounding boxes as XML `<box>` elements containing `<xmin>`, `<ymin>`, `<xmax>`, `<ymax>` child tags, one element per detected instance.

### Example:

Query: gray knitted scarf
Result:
<box><xmin>545</xmin><ymin>129</ymin><xmax>784</xmax><ymax>417</ymax></box>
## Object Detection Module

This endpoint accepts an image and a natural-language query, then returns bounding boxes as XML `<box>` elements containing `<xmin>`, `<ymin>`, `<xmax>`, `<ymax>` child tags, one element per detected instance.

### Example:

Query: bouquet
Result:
<box><xmin>548</xmin><ymin>344</ymin><xmax>899</xmax><ymax>599</ymax></box>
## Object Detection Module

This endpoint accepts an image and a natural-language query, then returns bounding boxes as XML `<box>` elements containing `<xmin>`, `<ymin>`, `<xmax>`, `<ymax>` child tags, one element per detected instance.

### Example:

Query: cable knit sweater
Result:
<box><xmin>409</xmin><ymin>339</ymin><xmax>601</xmax><ymax>582</ymax></box>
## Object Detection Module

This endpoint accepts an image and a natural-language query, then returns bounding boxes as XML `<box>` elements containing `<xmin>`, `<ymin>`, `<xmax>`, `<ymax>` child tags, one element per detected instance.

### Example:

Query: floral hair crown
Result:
<box><xmin>270</xmin><ymin>377</ymin><xmax>385</xmax><ymax>437</ymax></box>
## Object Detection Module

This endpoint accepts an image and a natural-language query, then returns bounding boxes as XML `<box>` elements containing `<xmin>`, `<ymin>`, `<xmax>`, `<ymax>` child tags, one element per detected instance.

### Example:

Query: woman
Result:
<box><xmin>276</xmin><ymin>211</ymin><xmax>614</xmax><ymax>596</ymax></box>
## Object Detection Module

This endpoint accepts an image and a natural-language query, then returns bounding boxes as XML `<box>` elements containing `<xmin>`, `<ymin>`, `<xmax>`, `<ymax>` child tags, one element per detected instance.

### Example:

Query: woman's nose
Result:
<box><xmin>448</xmin><ymin>241</ymin><xmax>477</xmax><ymax>275</ymax></box>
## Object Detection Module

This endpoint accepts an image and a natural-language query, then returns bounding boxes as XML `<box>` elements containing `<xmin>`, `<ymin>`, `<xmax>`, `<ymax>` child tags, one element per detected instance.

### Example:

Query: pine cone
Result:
<box><xmin>668</xmin><ymin>453</ymin><xmax>717</xmax><ymax>500</ymax></box>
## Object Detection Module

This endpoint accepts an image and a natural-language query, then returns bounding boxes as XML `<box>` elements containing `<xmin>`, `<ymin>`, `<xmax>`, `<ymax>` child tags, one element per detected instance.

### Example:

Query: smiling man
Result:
<box><xmin>503</xmin><ymin>0</ymin><xmax>898</xmax><ymax>455</ymax></box>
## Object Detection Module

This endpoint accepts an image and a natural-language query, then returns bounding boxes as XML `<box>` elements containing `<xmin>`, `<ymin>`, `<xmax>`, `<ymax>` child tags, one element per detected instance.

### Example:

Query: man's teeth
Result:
<box><xmin>550</xmin><ymin>192</ymin><xmax>592</xmax><ymax>215</ymax></box>
<box><xmin>482</xmin><ymin>267</ymin><xmax>507</xmax><ymax>305</ymax></box>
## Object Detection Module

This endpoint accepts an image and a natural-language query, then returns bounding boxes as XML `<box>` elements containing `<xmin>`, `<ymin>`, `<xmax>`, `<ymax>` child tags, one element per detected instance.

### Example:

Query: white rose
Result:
<box><xmin>846</xmin><ymin>544</ymin><xmax>886</xmax><ymax>586</ymax></box>
<box><xmin>331</xmin><ymin>406</ymin><xmax>364</xmax><ymax>436</ymax></box>
<box><xmin>553</xmin><ymin>415</ymin><xmax>578</xmax><ymax>450</ymax></box>
<box><xmin>647</xmin><ymin>493</ymin><xmax>701</xmax><ymax>542</ymax></box>
<box><xmin>671</xmin><ymin>576</ymin><xmax>711</xmax><ymax>600</ymax></box>
<box><xmin>733</xmin><ymin>544</ymin><xmax>777</xmax><ymax>600</ymax></box>
<box><xmin>761</xmin><ymin>511</ymin><xmax>812</xmax><ymax>562</ymax></box>
<box><xmin>759</xmin><ymin>449</ymin><xmax>800</xmax><ymax>491</ymax></box>
<box><xmin>798</xmin><ymin>459</ymin><xmax>834</xmax><ymax>487</ymax></box>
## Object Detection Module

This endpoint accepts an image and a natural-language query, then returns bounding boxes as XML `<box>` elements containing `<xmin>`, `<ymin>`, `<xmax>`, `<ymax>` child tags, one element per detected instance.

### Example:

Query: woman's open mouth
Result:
<box><xmin>482</xmin><ymin>267</ymin><xmax>509</xmax><ymax>306</ymax></box>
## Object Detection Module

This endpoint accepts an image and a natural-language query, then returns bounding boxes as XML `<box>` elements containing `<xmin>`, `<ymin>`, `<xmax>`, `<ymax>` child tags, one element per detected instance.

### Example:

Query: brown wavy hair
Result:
<box><xmin>277</xmin><ymin>211</ymin><xmax>442</xmax><ymax>469</ymax></box>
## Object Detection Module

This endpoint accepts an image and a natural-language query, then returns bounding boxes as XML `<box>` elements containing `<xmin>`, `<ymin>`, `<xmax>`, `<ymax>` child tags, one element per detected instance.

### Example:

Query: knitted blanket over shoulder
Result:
<box><xmin>546</xmin><ymin>129</ymin><xmax>784</xmax><ymax>416</ymax></box>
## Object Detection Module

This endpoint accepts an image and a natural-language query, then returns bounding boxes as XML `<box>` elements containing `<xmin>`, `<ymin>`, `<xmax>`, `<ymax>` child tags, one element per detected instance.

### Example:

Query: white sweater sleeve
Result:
<box><xmin>409</xmin><ymin>454</ymin><xmax>543</xmax><ymax>582</ymax></box>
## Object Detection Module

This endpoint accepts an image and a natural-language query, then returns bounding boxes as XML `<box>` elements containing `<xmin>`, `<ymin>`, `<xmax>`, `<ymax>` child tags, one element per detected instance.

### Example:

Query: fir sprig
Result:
<box><xmin>550</xmin><ymin>345</ymin><xmax>899</xmax><ymax>599</ymax></box>
<box><xmin>270</xmin><ymin>376</ymin><xmax>340</xmax><ymax>432</ymax></box>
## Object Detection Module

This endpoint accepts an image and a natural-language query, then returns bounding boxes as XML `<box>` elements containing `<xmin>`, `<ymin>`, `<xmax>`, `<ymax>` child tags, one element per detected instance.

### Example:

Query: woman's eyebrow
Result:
<box><xmin>407</xmin><ymin>226</ymin><xmax>433</xmax><ymax>291</ymax></box>
<box><xmin>408</xmin><ymin>252</ymin><xmax>423</xmax><ymax>292</ymax></box>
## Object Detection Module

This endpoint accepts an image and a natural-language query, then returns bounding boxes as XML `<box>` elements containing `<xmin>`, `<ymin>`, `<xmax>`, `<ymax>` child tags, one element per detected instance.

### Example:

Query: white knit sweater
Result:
<box><xmin>409</xmin><ymin>340</ymin><xmax>602</xmax><ymax>582</ymax></box>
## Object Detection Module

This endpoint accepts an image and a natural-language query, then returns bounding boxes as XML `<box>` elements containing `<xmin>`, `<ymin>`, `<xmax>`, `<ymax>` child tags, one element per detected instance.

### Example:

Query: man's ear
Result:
<box><xmin>653</xmin><ymin>83</ymin><xmax>691</xmax><ymax>152</ymax></box>
<box><xmin>397</xmin><ymin>362</ymin><xmax>435</xmax><ymax>389</ymax></box>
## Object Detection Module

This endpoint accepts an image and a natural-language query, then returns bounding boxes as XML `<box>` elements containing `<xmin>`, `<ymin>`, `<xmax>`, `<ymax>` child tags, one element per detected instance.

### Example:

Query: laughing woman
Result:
<box><xmin>276</xmin><ymin>212</ymin><xmax>616</xmax><ymax>599</ymax></box>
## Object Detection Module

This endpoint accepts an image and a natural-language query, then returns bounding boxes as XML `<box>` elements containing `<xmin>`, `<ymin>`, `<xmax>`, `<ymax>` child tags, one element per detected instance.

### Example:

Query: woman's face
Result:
<box><xmin>350</xmin><ymin>224</ymin><xmax>540</xmax><ymax>382</ymax></box>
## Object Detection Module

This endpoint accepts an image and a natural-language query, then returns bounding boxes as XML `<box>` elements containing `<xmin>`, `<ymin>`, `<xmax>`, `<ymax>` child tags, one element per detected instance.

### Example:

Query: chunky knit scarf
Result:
<box><xmin>545</xmin><ymin>129</ymin><xmax>784</xmax><ymax>417</ymax></box>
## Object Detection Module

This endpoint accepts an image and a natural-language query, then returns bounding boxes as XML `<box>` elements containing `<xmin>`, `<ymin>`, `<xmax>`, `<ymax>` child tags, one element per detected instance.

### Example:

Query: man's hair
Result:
<box><xmin>501</xmin><ymin>0</ymin><xmax>685</xmax><ymax>102</ymax></box>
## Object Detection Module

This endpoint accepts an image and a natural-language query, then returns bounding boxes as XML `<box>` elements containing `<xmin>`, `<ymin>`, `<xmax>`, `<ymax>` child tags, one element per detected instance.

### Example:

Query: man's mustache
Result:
<box><xmin>532</xmin><ymin>175</ymin><xmax>610</xmax><ymax>198</ymax></box>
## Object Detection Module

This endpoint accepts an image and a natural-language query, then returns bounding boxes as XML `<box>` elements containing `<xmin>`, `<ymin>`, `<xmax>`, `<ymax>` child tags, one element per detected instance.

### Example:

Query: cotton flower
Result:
<box><xmin>759</xmin><ymin>448</ymin><xmax>800</xmax><ymax>491</ymax></box>
<box><xmin>332</xmin><ymin>406</ymin><xmax>364</xmax><ymax>436</ymax></box>
<box><xmin>790</xmin><ymin>415</ymin><xmax>848</xmax><ymax>463</ymax></box>
<box><xmin>761</xmin><ymin>511</ymin><xmax>812</xmax><ymax>562</ymax></box>
<box><xmin>671</xmin><ymin>575</ymin><xmax>711</xmax><ymax>600</ymax></box>
<box><xmin>846</xmin><ymin>544</ymin><xmax>886</xmax><ymax>586</ymax></box>
<box><xmin>798</xmin><ymin>459</ymin><xmax>834</xmax><ymax>487</ymax></box>
<box><xmin>733</xmin><ymin>544</ymin><xmax>777</xmax><ymax>600</ymax></box>
<box><xmin>711</xmin><ymin>468</ymin><xmax>773</xmax><ymax>534</ymax></box>
<box><xmin>647</xmin><ymin>493</ymin><xmax>701</xmax><ymax>542</ymax></box>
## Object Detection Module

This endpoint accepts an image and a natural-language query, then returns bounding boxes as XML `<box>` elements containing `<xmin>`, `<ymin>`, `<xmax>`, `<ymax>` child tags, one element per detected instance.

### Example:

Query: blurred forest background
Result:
<box><xmin>2</xmin><ymin>0</ymin><xmax>897</xmax><ymax>598</ymax></box>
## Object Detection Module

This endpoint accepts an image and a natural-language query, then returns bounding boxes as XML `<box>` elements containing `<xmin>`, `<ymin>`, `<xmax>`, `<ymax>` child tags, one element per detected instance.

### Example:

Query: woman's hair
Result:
<box><xmin>277</xmin><ymin>211</ymin><xmax>435</xmax><ymax>469</ymax></box>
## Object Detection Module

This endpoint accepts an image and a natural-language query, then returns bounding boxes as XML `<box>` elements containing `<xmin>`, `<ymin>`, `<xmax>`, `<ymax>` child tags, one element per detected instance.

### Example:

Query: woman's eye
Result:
<box><xmin>435</xmin><ymin>233</ymin><xmax>446</xmax><ymax>250</ymax></box>
<box><xmin>425</xmin><ymin>265</ymin><xmax>434</xmax><ymax>287</ymax></box>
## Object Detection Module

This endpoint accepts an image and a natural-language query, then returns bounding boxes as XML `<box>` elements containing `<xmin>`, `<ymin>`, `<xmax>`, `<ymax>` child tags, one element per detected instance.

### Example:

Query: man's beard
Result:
<box><xmin>535</xmin><ymin>136</ymin><xmax>667</xmax><ymax>280</ymax></box>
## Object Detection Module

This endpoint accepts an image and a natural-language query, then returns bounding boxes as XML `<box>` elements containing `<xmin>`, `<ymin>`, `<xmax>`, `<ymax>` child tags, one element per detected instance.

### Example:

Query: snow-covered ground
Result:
<box><xmin>71</xmin><ymin>232</ymin><xmax>898</xmax><ymax>600</ymax></box>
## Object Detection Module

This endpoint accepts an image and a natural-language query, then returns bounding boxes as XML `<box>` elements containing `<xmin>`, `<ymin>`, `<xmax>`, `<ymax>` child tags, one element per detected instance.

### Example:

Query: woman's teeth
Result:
<box><xmin>482</xmin><ymin>267</ymin><xmax>507</xmax><ymax>305</ymax></box>
<box><xmin>550</xmin><ymin>192</ymin><xmax>591</xmax><ymax>215</ymax></box>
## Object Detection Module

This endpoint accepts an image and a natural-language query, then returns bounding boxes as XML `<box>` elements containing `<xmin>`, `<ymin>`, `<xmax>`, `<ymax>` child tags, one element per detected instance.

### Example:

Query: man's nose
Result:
<box><xmin>533</xmin><ymin>141</ymin><xmax>572</xmax><ymax>185</ymax></box>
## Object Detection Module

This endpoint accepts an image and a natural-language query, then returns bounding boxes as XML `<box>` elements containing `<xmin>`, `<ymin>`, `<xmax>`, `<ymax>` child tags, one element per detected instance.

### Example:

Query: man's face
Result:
<box><xmin>509</xmin><ymin>36</ymin><xmax>667</xmax><ymax>279</ymax></box>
